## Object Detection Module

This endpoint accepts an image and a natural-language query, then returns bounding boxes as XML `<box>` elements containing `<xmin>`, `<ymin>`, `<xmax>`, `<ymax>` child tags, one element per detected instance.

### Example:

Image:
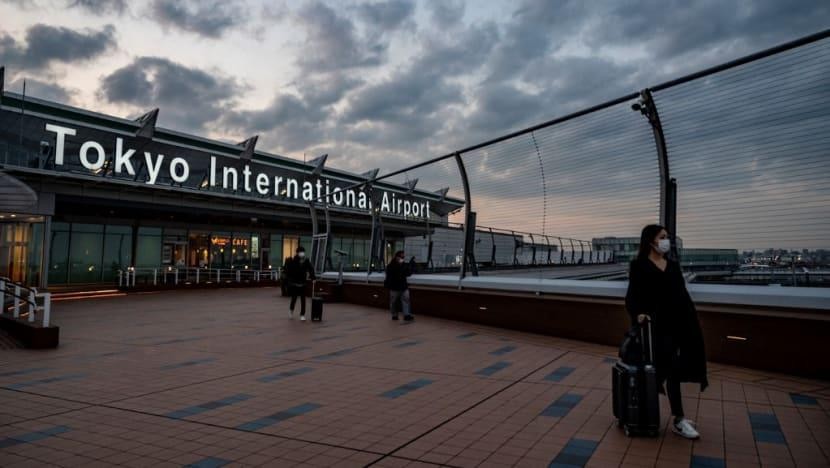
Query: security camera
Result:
<box><xmin>631</xmin><ymin>103</ymin><xmax>642</xmax><ymax>112</ymax></box>
<box><xmin>39</xmin><ymin>140</ymin><xmax>51</xmax><ymax>156</ymax></box>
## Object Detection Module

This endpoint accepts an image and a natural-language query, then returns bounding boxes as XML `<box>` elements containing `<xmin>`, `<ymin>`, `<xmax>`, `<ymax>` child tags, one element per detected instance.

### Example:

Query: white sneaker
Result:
<box><xmin>672</xmin><ymin>418</ymin><xmax>700</xmax><ymax>439</ymax></box>
<box><xmin>300</xmin><ymin>315</ymin><xmax>306</xmax><ymax>322</ymax></box>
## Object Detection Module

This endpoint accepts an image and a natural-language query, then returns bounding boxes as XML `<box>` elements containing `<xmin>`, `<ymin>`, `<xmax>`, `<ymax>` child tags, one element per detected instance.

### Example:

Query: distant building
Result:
<box><xmin>592</xmin><ymin>237</ymin><xmax>737</xmax><ymax>269</ymax></box>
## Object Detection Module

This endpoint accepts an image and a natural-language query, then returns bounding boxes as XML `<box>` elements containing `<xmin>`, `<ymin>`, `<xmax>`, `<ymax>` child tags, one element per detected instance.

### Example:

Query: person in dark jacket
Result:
<box><xmin>384</xmin><ymin>250</ymin><xmax>413</xmax><ymax>321</ymax></box>
<box><xmin>283</xmin><ymin>246</ymin><xmax>316</xmax><ymax>321</ymax></box>
<box><xmin>625</xmin><ymin>224</ymin><xmax>708</xmax><ymax>440</ymax></box>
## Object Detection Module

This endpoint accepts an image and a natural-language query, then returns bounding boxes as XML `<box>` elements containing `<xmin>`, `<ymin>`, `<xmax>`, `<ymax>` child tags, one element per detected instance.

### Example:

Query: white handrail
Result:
<box><xmin>115</xmin><ymin>267</ymin><xmax>283</xmax><ymax>289</ymax></box>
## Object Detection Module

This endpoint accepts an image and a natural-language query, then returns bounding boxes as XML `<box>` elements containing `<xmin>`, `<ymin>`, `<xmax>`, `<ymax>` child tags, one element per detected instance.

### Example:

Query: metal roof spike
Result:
<box><xmin>405</xmin><ymin>178</ymin><xmax>418</xmax><ymax>195</ymax></box>
<box><xmin>238</xmin><ymin>135</ymin><xmax>259</xmax><ymax>160</ymax></box>
<box><xmin>134</xmin><ymin>108</ymin><xmax>159</xmax><ymax>139</ymax></box>
<box><xmin>308</xmin><ymin>153</ymin><xmax>328</xmax><ymax>176</ymax></box>
<box><xmin>361</xmin><ymin>168</ymin><xmax>379</xmax><ymax>181</ymax></box>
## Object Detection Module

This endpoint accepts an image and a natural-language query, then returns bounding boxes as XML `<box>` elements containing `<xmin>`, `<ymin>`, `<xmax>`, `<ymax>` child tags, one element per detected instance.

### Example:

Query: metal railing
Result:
<box><xmin>118</xmin><ymin>267</ymin><xmax>281</xmax><ymax>288</ymax></box>
<box><xmin>315</xmin><ymin>29</ymin><xmax>830</xmax><ymax>287</ymax></box>
<box><xmin>0</xmin><ymin>276</ymin><xmax>52</xmax><ymax>327</ymax></box>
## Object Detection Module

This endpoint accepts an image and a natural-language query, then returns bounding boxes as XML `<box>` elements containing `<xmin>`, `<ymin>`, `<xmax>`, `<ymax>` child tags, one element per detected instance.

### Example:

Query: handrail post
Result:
<box><xmin>153</xmin><ymin>268</ymin><xmax>157</xmax><ymax>286</ymax></box>
<box><xmin>118</xmin><ymin>270</ymin><xmax>123</xmax><ymax>287</ymax></box>
<box><xmin>42</xmin><ymin>293</ymin><xmax>51</xmax><ymax>327</ymax></box>
<box><xmin>131</xmin><ymin>268</ymin><xmax>136</xmax><ymax>287</ymax></box>
<box><xmin>13</xmin><ymin>285</ymin><xmax>20</xmax><ymax>318</ymax></box>
<box><xmin>0</xmin><ymin>279</ymin><xmax>5</xmax><ymax>310</ymax></box>
<box><xmin>196</xmin><ymin>268</ymin><xmax>200</xmax><ymax>284</ymax></box>
<box><xmin>27</xmin><ymin>289</ymin><xmax>36</xmax><ymax>322</ymax></box>
<box><xmin>174</xmin><ymin>268</ymin><xmax>179</xmax><ymax>285</ymax></box>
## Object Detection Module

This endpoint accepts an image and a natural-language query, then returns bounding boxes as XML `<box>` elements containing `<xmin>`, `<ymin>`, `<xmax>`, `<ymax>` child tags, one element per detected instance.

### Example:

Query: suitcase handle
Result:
<box><xmin>641</xmin><ymin>319</ymin><xmax>654</xmax><ymax>365</ymax></box>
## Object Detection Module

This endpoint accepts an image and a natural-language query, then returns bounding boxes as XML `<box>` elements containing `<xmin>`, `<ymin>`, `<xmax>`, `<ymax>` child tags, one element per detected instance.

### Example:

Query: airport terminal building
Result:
<box><xmin>0</xmin><ymin>88</ymin><xmax>463</xmax><ymax>289</ymax></box>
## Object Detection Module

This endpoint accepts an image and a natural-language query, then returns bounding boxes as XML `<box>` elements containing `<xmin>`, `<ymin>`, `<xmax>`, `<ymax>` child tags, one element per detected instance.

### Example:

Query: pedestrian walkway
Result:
<box><xmin>0</xmin><ymin>288</ymin><xmax>827</xmax><ymax>467</ymax></box>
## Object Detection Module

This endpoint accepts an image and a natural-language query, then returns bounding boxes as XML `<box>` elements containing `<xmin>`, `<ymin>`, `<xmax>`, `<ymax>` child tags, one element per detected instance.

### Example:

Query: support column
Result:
<box><xmin>634</xmin><ymin>88</ymin><xmax>678</xmax><ymax>260</ymax></box>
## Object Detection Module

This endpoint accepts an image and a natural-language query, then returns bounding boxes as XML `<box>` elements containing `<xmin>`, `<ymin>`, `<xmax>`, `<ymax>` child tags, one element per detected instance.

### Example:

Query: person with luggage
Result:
<box><xmin>625</xmin><ymin>224</ymin><xmax>708</xmax><ymax>439</ymax></box>
<box><xmin>283</xmin><ymin>246</ymin><xmax>316</xmax><ymax>321</ymax></box>
<box><xmin>385</xmin><ymin>250</ymin><xmax>414</xmax><ymax>321</ymax></box>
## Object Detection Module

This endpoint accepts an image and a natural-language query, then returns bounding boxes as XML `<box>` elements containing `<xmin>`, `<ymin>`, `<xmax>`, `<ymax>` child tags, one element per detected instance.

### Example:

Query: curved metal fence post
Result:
<box><xmin>569</xmin><ymin>239</ymin><xmax>576</xmax><ymax>264</ymax></box>
<box><xmin>544</xmin><ymin>236</ymin><xmax>552</xmax><ymax>264</ymax></box>
<box><xmin>455</xmin><ymin>152</ymin><xmax>477</xmax><ymax>281</ymax></box>
<box><xmin>529</xmin><ymin>233</ymin><xmax>536</xmax><ymax>266</ymax></box>
<box><xmin>489</xmin><ymin>228</ymin><xmax>496</xmax><ymax>266</ymax></box>
<box><xmin>425</xmin><ymin>216</ymin><xmax>434</xmax><ymax>272</ymax></box>
<box><xmin>512</xmin><ymin>231</ymin><xmax>519</xmax><ymax>266</ymax></box>
<box><xmin>634</xmin><ymin>88</ymin><xmax>678</xmax><ymax>260</ymax></box>
<box><xmin>558</xmin><ymin>237</ymin><xmax>565</xmax><ymax>264</ymax></box>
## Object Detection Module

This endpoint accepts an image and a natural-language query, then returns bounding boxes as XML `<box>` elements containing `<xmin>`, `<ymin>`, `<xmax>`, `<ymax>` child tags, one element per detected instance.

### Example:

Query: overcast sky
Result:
<box><xmin>1</xmin><ymin>0</ymin><xmax>828</xmax><ymax>248</ymax></box>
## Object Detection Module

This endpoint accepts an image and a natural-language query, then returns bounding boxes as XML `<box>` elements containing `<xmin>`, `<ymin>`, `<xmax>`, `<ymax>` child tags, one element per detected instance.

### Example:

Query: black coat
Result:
<box><xmin>625</xmin><ymin>257</ymin><xmax>708</xmax><ymax>391</ymax></box>
<box><xmin>283</xmin><ymin>256</ymin><xmax>316</xmax><ymax>286</ymax></box>
<box><xmin>384</xmin><ymin>260</ymin><xmax>412</xmax><ymax>291</ymax></box>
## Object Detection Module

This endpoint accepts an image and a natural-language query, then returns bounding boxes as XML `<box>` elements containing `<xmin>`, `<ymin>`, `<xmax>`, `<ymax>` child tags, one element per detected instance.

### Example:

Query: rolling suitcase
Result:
<box><xmin>612</xmin><ymin>320</ymin><xmax>660</xmax><ymax>437</ymax></box>
<box><xmin>310</xmin><ymin>281</ymin><xmax>323</xmax><ymax>322</ymax></box>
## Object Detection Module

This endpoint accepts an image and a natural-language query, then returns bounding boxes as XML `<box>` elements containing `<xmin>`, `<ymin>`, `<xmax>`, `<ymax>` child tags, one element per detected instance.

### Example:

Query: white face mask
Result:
<box><xmin>655</xmin><ymin>238</ymin><xmax>671</xmax><ymax>254</ymax></box>
<box><xmin>298</xmin><ymin>252</ymin><xmax>305</xmax><ymax>258</ymax></box>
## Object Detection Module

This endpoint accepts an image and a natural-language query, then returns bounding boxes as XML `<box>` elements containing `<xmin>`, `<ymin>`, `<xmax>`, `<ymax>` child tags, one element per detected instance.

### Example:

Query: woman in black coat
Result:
<box><xmin>625</xmin><ymin>224</ymin><xmax>708</xmax><ymax>439</ymax></box>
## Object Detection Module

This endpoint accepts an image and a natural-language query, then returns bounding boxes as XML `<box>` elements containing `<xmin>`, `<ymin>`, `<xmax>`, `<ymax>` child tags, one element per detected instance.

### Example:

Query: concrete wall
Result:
<box><xmin>319</xmin><ymin>279</ymin><xmax>830</xmax><ymax>380</ymax></box>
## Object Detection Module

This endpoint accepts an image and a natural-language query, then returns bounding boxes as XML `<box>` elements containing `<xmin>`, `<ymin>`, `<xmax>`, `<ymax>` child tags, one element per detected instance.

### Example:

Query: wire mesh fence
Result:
<box><xmin>319</xmin><ymin>30</ymin><xmax>830</xmax><ymax>287</ymax></box>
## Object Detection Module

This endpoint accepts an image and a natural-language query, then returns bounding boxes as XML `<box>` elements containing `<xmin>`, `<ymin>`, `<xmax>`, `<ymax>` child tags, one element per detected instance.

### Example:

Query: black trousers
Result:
<box><xmin>289</xmin><ymin>285</ymin><xmax>306</xmax><ymax>315</ymax></box>
<box><xmin>666</xmin><ymin>378</ymin><xmax>684</xmax><ymax>418</ymax></box>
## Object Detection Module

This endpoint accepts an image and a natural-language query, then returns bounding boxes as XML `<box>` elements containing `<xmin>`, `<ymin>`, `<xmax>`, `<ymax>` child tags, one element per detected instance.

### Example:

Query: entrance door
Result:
<box><xmin>282</xmin><ymin>236</ymin><xmax>299</xmax><ymax>265</ymax></box>
<box><xmin>188</xmin><ymin>232</ymin><xmax>210</xmax><ymax>268</ymax></box>
<box><xmin>0</xmin><ymin>216</ymin><xmax>44</xmax><ymax>286</ymax></box>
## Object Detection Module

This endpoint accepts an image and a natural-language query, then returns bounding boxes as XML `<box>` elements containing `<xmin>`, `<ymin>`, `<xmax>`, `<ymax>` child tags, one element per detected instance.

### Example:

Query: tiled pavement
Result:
<box><xmin>0</xmin><ymin>288</ymin><xmax>828</xmax><ymax>467</ymax></box>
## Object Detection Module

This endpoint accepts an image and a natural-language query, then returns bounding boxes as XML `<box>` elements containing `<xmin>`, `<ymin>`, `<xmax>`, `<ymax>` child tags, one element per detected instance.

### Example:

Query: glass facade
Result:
<box><xmin>136</xmin><ymin>227</ymin><xmax>162</xmax><ymax>269</ymax></box>
<box><xmin>47</xmin><ymin>223</ymin><xmax>133</xmax><ymax>284</ymax></box>
<box><xmin>41</xmin><ymin>219</ymin><xmax>372</xmax><ymax>285</ymax></box>
<box><xmin>102</xmin><ymin>226</ymin><xmax>132</xmax><ymax>282</ymax></box>
<box><xmin>48</xmin><ymin>222</ymin><xmax>70</xmax><ymax>285</ymax></box>
<box><xmin>68</xmin><ymin>223</ymin><xmax>104</xmax><ymax>283</ymax></box>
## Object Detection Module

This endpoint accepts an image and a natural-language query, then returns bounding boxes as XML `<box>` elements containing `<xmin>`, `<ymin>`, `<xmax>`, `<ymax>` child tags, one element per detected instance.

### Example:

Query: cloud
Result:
<box><xmin>0</xmin><ymin>24</ymin><xmax>116</xmax><ymax>71</ymax></box>
<box><xmin>294</xmin><ymin>1</ymin><xmax>386</xmax><ymax>73</ymax></box>
<box><xmin>66</xmin><ymin>0</ymin><xmax>127</xmax><ymax>15</ymax></box>
<box><xmin>9</xmin><ymin>77</ymin><xmax>74</xmax><ymax>103</ymax></box>
<box><xmin>341</xmin><ymin>22</ymin><xmax>499</xmax><ymax>141</ymax></box>
<box><xmin>98</xmin><ymin>56</ymin><xmax>242</xmax><ymax>132</ymax></box>
<box><xmin>219</xmin><ymin>72</ymin><xmax>365</xmax><ymax>154</ymax></box>
<box><xmin>0</xmin><ymin>0</ymin><xmax>37</xmax><ymax>8</ymax></box>
<box><xmin>484</xmin><ymin>0</ymin><xmax>586</xmax><ymax>84</ymax></box>
<box><xmin>356</xmin><ymin>0</ymin><xmax>415</xmax><ymax>31</ymax></box>
<box><xmin>426</xmin><ymin>0</ymin><xmax>465</xmax><ymax>29</ymax></box>
<box><xmin>148</xmin><ymin>0</ymin><xmax>247</xmax><ymax>39</ymax></box>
